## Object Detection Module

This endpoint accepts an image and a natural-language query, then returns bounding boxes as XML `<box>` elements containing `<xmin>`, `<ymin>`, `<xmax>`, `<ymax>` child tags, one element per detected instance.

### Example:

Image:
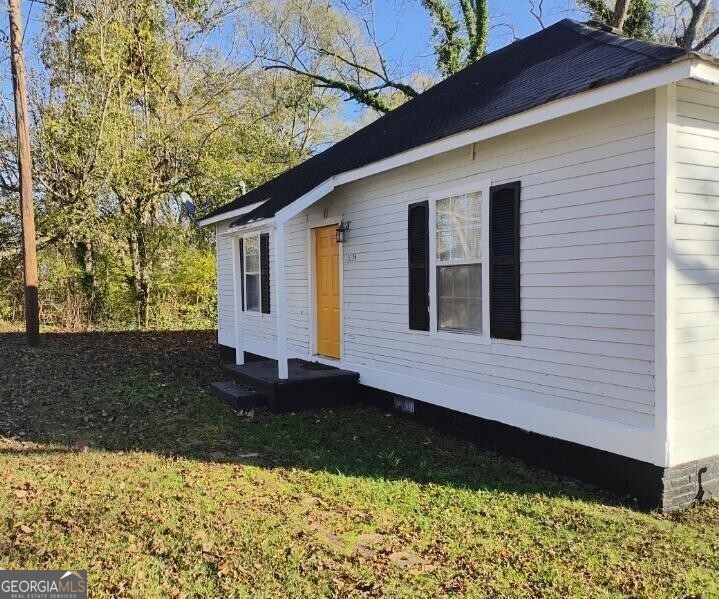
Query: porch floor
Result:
<box><xmin>223</xmin><ymin>359</ymin><xmax>360</xmax><ymax>412</ymax></box>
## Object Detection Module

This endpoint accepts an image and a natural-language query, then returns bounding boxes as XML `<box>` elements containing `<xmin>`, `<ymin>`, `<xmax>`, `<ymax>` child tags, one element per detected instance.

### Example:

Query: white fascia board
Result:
<box><xmin>221</xmin><ymin>59</ymin><xmax>695</xmax><ymax>228</ymax></box>
<box><xmin>274</xmin><ymin>59</ymin><xmax>693</xmax><ymax>224</ymax></box>
<box><xmin>334</xmin><ymin>59</ymin><xmax>693</xmax><ymax>187</ymax></box>
<box><xmin>217</xmin><ymin>218</ymin><xmax>275</xmax><ymax>237</ymax></box>
<box><xmin>690</xmin><ymin>59</ymin><xmax>719</xmax><ymax>85</ymax></box>
<box><xmin>275</xmin><ymin>178</ymin><xmax>335</xmax><ymax>225</ymax></box>
<box><xmin>197</xmin><ymin>200</ymin><xmax>266</xmax><ymax>227</ymax></box>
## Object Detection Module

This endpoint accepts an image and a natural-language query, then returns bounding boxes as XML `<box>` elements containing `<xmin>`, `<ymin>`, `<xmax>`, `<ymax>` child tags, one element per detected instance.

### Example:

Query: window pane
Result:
<box><xmin>436</xmin><ymin>191</ymin><xmax>481</xmax><ymax>261</ymax></box>
<box><xmin>436</xmin><ymin>197</ymin><xmax>451</xmax><ymax>231</ymax></box>
<box><xmin>465</xmin><ymin>226</ymin><xmax>481</xmax><ymax>260</ymax></box>
<box><xmin>437</xmin><ymin>264</ymin><xmax>482</xmax><ymax>334</ymax></box>
<box><xmin>467</xmin><ymin>192</ymin><xmax>481</xmax><ymax>227</ymax></box>
<box><xmin>454</xmin><ymin>264</ymin><xmax>468</xmax><ymax>297</ymax></box>
<box><xmin>450</xmin><ymin>228</ymin><xmax>467</xmax><ymax>261</ymax></box>
<box><xmin>244</xmin><ymin>236</ymin><xmax>259</xmax><ymax>273</ymax></box>
<box><xmin>438</xmin><ymin>297</ymin><xmax>456</xmax><ymax>331</ymax></box>
<box><xmin>437</xmin><ymin>230</ymin><xmax>451</xmax><ymax>261</ymax></box>
<box><xmin>246</xmin><ymin>273</ymin><xmax>260</xmax><ymax>312</ymax></box>
<box><xmin>468</xmin><ymin>263</ymin><xmax>482</xmax><ymax>298</ymax></box>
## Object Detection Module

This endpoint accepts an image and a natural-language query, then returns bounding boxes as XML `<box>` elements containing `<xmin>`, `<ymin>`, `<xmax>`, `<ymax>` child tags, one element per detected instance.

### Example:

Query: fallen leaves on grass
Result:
<box><xmin>0</xmin><ymin>329</ymin><xmax>717</xmax><ymax>597</ymax></box>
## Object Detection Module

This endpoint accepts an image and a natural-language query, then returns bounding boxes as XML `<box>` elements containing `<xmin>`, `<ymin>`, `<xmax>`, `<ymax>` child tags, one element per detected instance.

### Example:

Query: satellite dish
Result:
<box><xmin>183</xmin><ymin>199</ymin><xmax>196</xmax><ymax>217</ymax></box>
<box><xmin>180</xmin><ymin>192</ymin><xmax>196</xmax><ymax>218</ymax></box>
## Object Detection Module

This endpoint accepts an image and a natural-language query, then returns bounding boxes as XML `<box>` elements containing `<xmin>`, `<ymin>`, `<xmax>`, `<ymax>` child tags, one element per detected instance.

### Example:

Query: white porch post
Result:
<box><xmin>274</xmin><ymin>221</ymin><xmax>289</xmax><ymax>379</ymax></box>
<box><xmin>231</xmin><ymin>235</ymin><xmax>245</xmax><ymax>366</ymax></box>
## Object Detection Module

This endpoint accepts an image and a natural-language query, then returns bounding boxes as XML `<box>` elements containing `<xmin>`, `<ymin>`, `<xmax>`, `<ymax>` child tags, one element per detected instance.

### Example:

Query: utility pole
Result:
<box><xmin>8</xmin><ymin>0</ymin><xmax>39</xmax><ymax>346</ymax></box>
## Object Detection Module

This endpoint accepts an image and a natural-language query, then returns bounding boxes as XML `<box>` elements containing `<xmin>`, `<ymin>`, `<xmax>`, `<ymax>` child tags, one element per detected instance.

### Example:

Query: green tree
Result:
<box><xmin>0</xmin><ymin>0</ymin><xmax>341</xmax><ymax>329</ymax></box>
<box><xmin>421</xmin><ymin>0</ymin><xmax>489</xmax><ymax>77</ymax></box>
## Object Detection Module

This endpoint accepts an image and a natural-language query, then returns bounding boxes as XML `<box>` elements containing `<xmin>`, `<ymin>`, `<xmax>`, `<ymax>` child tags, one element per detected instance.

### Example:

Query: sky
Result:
<box><xmin>9</xmin><ymin>0</ymin><xmax>586</xmax><ymax>78</ymax></box>
<box><xmin>370</xmin><ymin>0</ymin><xmax>583</xmax><ymax>75</ymax></box>
<box><xmin>0</xmin><ymin>0</ymin><xmax>586</xmax><ymax>129</ymax></box>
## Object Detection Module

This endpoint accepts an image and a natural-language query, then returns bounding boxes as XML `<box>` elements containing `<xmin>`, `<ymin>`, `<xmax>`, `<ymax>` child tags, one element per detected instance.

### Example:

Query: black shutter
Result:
<box><xmin>408</xmin><ymin>200</ymin><xmax>429</xmax><ymax>331</ymax></box>
<box><xmin>238</xmin><ymin>238</ymin><xmax>245</xmax><ymax>311</ymax></box>
<box><xmin>260</xmin><ymin>232</ymin><xmax>271</xmax><ymax>314</ymax></box>
<box><xmin>490</xmin><ymin>182</ymin><xmax>521</xmax><ymax>340</ymax></box>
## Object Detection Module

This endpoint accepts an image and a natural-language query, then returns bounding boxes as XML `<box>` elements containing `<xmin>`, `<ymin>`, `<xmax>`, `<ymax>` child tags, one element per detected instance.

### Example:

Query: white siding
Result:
<box><xmin>216</xmin><ymin>221</ymin><xmax>277</xmax><ymax>356</ymax></box>
<box><xmin>284</xmin><ymin>92</ymin><xmax>657</xmax><ymax>436</ymax></box>
<box><xmin>216</xmin><ymin>222</ymin><xmax>235</xmax><ymax>347</ymax></box>
<box><xmin>285</xmin><ymin>217</ymin><xmax>311</xmax><ymax>356</ymax></box>
<box><xmin>671</xmin><ymin>79</ymin><xmax>719</xmax><ymax>464</ymax></box>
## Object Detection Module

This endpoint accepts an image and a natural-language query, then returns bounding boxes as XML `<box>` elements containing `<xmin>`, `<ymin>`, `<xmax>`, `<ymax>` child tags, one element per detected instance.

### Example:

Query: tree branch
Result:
<box><xmin>529</xmin><ymin>0</ymin><xmax>546</xmax><ymax>29</ymax></box>
<box><xmin>265</xmin><ymin>64</ymin><xmax>394</xmax><ymax>113</ymax></box>
<box><xmin>315</xmin><ymin>47</ymin><xmax>419</xmax><ymax>98</ymax></box>
<box><xmin>693</xmin><ymin>23</ymin><xmax>719</xmax><ymax>50</ymax></box>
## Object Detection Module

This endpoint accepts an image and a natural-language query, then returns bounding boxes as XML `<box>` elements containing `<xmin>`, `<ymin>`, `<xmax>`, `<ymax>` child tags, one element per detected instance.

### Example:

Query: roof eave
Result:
<box><xmin>197</xmin><ymin>200</ymin><xmax>267</xmax><ymax>227</ymax></box>
<box><xmin>260</xmin><ymin>57</ymin><xmax>698</xmax><ymax>228</ymax></box>
<box><xmin>217</xmin><ymin>217</ymin><xmax>276</xmax><ymax>236</ymax></box>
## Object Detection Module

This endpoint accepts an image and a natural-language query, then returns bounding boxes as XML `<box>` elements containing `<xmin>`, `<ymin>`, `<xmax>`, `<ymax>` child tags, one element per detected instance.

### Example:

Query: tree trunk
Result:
<box><xmin>680</xmin><ymin>0</ymin><xmax>710</xmax><ymax>49</ymax></box>
<box><xmin>611</xmin><ymin>0</ymin><xmax>631</xmax><ymax>30</ymax></box>
<box><xmin>127</xmin><ymin>232</ymin><xmax>150</xmax><ymax>328</ymax></box>
<box><xmin>75</xmin><ymin>239</ymin><xmax>99</xmax><ymax>321</ymax></box>
<box><xmin>8</xmin><ymin>0</ymin><xmax>40</xmax><ymax>346</ymax></box>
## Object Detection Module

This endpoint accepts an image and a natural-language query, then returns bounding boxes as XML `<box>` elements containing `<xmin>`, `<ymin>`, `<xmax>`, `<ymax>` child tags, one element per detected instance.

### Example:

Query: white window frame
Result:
<box><xmin>428</xmin><ymin>179</ymin><xmax>491</xmax><ymax>344</ymax></box>
<box><xmin>242</xmin><ymin>232</ymin><xmax>261</xmax><ymax>313</ymax></box>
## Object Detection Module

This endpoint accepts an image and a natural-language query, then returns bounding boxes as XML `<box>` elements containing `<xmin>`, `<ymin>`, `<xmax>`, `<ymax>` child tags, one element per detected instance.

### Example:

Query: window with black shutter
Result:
<box><xmin>243</xmin><ymin>235</ymin><xmax>260</xmax><ymax>311</ymax></box>
<box><xmin>260</xmin><ymin>232</ymin><xmax>271</xmax><ymax>314</ymax></box>
<box><xmin>489</xmin><ymin>182</ymin><xmax>521</xmax><ymax>340</ymax></box>
<box><xmin>241</xmin><ymin>232</ymin><xmax>270</xmax><ymax>314</ymax></box>
<box><xmin>434</xmin><ymin>189</ymin><xmax>483</xmax><ymax>334</ymax></box>
<box><xmin>408</xmin><ymin>201</ymin><xmax>429</xmax><ymax>331</ymax></box>
<box><xmin>238</xmin><ymin>238</ymin><xmax>245</xmax><ymax>311</ymax></box>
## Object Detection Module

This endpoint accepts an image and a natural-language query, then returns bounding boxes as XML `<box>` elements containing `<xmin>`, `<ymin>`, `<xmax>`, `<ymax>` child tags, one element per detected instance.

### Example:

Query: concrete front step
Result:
<box><xmin>209</xmin><ymin>381</ymin><xmax>265</xmax><ymax>411</ymax></box>
<box><xmin>222</xmin><ymin>359</ymin><xmax>360</xmax><ymax>412</ymax></box>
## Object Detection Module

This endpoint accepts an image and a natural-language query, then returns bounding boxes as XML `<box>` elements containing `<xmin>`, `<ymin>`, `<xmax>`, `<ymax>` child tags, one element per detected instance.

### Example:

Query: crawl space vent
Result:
<box><xmin>393</xmin><ymin>396</ymin><xmax>415</xmax><ymax>414</ymax></box>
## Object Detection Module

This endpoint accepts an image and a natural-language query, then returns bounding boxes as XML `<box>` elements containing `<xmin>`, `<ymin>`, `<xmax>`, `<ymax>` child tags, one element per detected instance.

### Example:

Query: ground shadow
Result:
<box><xmin>0</xmin><ymin>329</ymin><xmax>616</xmax><ymax>506</ymax></box>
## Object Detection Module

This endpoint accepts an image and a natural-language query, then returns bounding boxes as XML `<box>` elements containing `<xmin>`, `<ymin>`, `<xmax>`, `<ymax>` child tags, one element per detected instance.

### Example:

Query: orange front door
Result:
<box><xmin>315</xmin><ymin>225</ymin><xmax>341</xmax><ymax>358</ymax></box>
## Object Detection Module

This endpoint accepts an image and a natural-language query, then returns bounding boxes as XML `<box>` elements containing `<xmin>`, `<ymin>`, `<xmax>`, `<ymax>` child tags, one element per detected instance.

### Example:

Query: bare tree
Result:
<box><xmin>676</xmin><ymin>0</ymin><xmax>719</xmax><ymax>50</ymax></box>
<box><xmin>579</xmin><ymin>0</ymin><xmax>718</xmax><ymax>53</ymax></box>
<box><xmin>528</xmin><ymin>0</ymin><xmax>546</xmax><ymax>29</ymax></box>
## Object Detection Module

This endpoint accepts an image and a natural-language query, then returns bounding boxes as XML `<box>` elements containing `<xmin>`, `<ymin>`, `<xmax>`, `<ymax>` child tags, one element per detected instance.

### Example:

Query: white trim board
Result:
<box><xmin>691</xmin><ymin>59</ymin><xmax>719</xmax><ymax>85</ymax></box>
<box><xmin>291</xmin><ymin>352</ymin><xmax>659</xmax><ymax>464</ymax></box>
<box><xmin>217</xmin><ymin>218</ymin><xmax>275</xmax><ymax>237</ymax></box>
<box><xmin>202</xmin><ymin>58</ymin><xmax>715</xmax><ymax>233</ymax></box>
<box><xmin>198</xmin><ymin>200</ymin><xmax>266</xmax><ymax>227</ymax></box>
<box><xmin>274</xmin><ymin>222</ymin><xmax>289</xmax><ymax>378</ymax></box>
<box><xmin>654</xmin><ymin>84</ymin><xmax>678</xmax><ymax>466</ymax></box>
<box><xmin>231</xmin><ymin>235</ymin><xmax>244</xmax><ymax>366</ymax></box>
<box><xmin>200</xmin><ymin>59</ymin><xmax>703</xmax><ymax>231</ymax></box>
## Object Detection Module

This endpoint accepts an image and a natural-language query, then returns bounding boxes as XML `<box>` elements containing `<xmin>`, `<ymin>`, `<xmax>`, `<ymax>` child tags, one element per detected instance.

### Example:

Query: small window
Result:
<box><xmin>244</xmin><ymin>235</ymin><xmax>260</xmax><ymax>312</ymax></box>
<box><xmin>434</xmin><ymin>189</ymin><xmax>485</xmax><ymax>335</ymax></box>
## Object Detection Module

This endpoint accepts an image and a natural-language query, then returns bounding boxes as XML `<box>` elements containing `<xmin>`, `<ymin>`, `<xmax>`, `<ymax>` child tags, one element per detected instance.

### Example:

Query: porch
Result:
<box><xmin>214</xmin><ymin>358</ymin><xmax>360</xmax><ymax>412</ymax></box>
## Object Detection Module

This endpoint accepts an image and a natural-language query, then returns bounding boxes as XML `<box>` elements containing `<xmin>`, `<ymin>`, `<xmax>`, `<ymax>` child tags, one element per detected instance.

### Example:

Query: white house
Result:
<box><xmin>199</xmin><ymin>20</ymin><xmax>719</xmax><ymax>511</ymax></box>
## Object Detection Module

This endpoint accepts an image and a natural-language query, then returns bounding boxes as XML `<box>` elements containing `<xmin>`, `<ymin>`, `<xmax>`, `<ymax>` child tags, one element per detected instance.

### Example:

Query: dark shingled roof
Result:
<box><xmin>201</xmin><ymin>19</ymin><xmax>688</xmax><ymax>227</ymax></box>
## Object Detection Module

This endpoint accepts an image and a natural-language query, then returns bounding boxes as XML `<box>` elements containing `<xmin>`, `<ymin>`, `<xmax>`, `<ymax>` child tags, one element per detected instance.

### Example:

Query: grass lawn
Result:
<box><xmin>0</xmin><ymin>329</ymin><xmax>717</xmax><ymax>597</ymax></box>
